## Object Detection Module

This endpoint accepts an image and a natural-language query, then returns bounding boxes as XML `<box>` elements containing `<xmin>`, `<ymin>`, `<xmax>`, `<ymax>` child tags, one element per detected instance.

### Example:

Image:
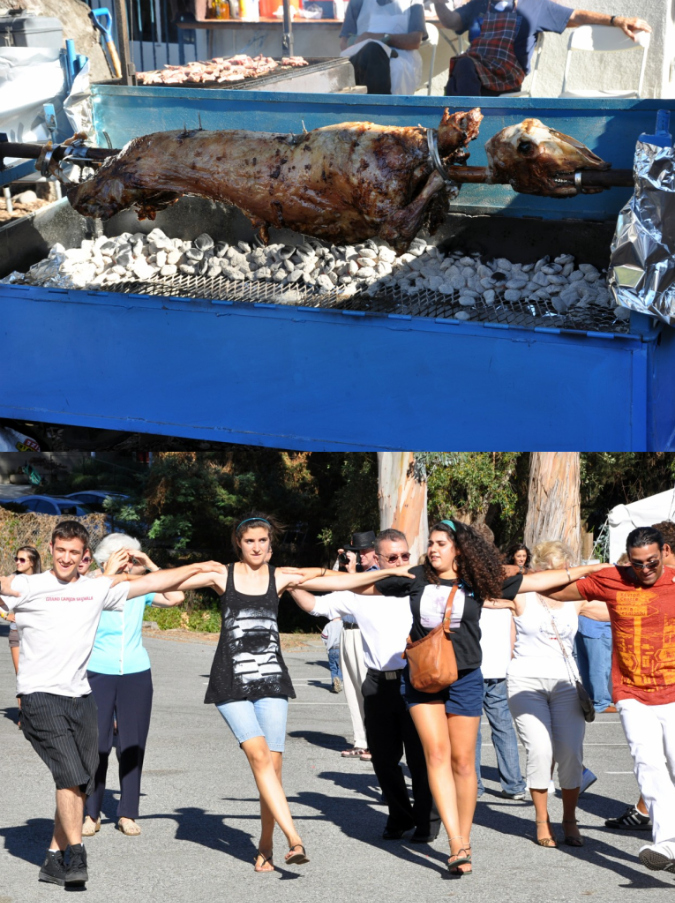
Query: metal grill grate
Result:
<box><xmin>107</xmin><ymin>272</ymin><xmax>628</xmax><ymax>335</ymax></box>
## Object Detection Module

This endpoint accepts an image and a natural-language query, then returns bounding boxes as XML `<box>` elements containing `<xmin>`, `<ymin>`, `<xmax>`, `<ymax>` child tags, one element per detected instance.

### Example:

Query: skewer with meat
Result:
<box><xmin>67</xmin><ymin>109</ymin><xmax>483</xmax><ymax>249</ymax></box>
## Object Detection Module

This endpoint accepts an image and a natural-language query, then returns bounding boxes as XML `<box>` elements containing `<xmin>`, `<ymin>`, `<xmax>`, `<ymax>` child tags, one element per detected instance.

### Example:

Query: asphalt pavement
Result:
<box><xmin>1</xmin><ymin>628</ymin><xmax>675</xmax><ymax>903</ymax></box>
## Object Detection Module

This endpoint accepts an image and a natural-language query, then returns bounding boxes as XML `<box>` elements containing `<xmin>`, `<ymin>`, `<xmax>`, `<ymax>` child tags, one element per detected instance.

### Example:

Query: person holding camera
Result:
<box><xmin>335</xmin><ymin>531</ymin><xmax>378</xmax><ymax>760</ymax></box>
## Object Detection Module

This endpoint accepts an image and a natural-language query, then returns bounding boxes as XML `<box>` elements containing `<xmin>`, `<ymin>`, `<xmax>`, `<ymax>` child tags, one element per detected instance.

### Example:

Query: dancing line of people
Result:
<box><xmin>3</xmin><ymin>514</ymin><xmax>675</xmax><ymax>887</ymax></box>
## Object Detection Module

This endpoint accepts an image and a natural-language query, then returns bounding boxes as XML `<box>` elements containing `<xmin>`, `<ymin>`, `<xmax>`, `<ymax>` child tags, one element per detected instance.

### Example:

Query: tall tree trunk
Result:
<box><xmin>377</xmin><ymin>453</ymin><xmax>428</xmax><ymax>565</ymax></box>
<box><xmin>524</xmin><ymin>453</ymin><xmax>581</xmax><ymax>562</ymax></box>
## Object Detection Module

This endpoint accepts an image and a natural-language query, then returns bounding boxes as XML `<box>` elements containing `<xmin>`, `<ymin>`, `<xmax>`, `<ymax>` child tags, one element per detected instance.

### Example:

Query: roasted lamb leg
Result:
<box><xmin>67</xmin><ymin>108</ymin><xmax>483</xmax><ymax>249</ymax></box>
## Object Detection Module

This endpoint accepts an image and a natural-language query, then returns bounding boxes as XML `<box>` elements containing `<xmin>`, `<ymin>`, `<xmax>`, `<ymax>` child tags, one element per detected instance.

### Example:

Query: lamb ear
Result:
<box><xmin>547</xmin><ymin>128</ymin><xmax>610</xmax><ymax>169</ymax></box>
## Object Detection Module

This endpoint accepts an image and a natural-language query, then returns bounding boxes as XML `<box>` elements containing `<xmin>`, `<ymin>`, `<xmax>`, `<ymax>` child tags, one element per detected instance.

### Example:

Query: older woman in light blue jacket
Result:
<box><xmin>82</xmin><ymin>534</ymin><xmax>185</xmax><ymax>837</ymax></box>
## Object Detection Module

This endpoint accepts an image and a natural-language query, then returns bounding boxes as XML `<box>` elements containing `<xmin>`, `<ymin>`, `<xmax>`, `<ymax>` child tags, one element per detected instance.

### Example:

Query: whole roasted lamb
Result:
<box><xmin>67</xmin><ymin>109</ymin><xmax>483</xmax><ymax>249</ymax></box>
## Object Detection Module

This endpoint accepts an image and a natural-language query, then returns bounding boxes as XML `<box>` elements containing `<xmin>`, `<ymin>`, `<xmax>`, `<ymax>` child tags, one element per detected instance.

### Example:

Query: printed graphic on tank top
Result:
<box><xmin>204</xmin><ymin>564</ymin><xmax>295</xmax><ymax>705</ymax></box>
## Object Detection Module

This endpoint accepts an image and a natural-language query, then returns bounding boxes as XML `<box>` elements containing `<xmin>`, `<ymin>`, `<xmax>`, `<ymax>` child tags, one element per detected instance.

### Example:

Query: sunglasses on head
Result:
<box><xmin>380</xmin><ymin>552</ymin><xmax>411</xmax><ymax>563</ymax></box>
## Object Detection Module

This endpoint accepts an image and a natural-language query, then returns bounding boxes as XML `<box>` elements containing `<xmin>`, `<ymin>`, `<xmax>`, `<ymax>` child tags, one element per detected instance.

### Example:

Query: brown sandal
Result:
<box><xmin>535</xmin><ymin>820</ymin><xmax>558</xmax><ymax>848</ymax></box>
<box><xmin>285</xmin><ymin>844</ymin><xmax>309</xmax><ymax>865</ymax></box>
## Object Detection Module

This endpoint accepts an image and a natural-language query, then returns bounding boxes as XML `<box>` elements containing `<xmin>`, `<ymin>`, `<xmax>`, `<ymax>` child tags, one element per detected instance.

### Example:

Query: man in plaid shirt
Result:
<box><xmin>435</xmin><ymin>0</ymin><xmax>651</xmax><ymax>97</ymax></box>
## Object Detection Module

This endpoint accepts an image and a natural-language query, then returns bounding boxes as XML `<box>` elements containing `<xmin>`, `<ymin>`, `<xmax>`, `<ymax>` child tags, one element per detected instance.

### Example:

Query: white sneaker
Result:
<box><xmin>639</xmin><ymin>842</ymin><xmax>675</xmax><ymax>872</ymax></box>
<box><xmin>579</xmin><ymin>768</ymin><xmax>597</xmax><ymax>796</ymax></box>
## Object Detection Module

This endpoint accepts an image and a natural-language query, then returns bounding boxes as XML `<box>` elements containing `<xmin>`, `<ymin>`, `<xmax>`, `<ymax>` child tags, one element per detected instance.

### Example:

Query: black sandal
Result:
<box><xmin>285</xmin><ymin>844</ymin><xmax>309</xmax><ymax>865</ymax></box>
<box><xmin>447</xmin><ymin>848</ymin><xmax>472</xmax><ymax>875</ymax></box>
<box><xmin>254</xmin><ymin>850</ymin><xmax>275</xmax><ymax>873</ymax></box>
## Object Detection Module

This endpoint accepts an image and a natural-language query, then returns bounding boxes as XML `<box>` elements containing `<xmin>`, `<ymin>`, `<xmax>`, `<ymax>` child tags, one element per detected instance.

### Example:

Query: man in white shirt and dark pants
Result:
<box><xmin>0</xmin><ymin>520</ymin><xmax>214</xmax><ymax>889</ymax></box>
<box><xmin>292</xmin><ymin>529</ymin><xmax>440</xmax><ymax>841</ymax></box>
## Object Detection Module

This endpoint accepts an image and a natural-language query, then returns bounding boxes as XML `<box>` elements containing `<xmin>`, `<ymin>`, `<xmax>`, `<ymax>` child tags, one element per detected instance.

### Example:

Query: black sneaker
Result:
<box><xmin>38</xmin><ymin>849</ymin><xmax>66</xmax><ymax>886</ymax></box>
<box><xmin>65</xmin><ymin>843</ymin><xmax>89</xmax><ymax>886</ymax></box>
<box><xmin>605</xmin><ymin>805</ymin><xmax>652</xmax><ymax>830</ymax></box>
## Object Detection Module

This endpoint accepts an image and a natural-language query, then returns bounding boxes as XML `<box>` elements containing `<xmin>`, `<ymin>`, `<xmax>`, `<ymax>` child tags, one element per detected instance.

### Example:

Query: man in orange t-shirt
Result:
<box><xmin>551</xmin><ymin>526</ymin><xmax>675</xmax><ymax>873</ymax></box>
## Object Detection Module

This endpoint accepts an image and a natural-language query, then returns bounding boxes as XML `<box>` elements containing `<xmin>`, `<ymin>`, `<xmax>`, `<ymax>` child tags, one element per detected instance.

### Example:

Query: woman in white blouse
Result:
<box><xmin>486</xmin><ymin>541</ymin><xmax>609</xmax><ymax>848</ymax></box>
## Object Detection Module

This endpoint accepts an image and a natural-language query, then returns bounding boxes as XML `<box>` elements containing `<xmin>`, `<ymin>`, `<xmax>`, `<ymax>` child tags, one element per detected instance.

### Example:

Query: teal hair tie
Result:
<box><xmin>237</xmin><ymin>517</ymin><xmax>271</xmax><ymax>529</ymax></box>
<box><xmin>441</xmin><ymin>519</ymin><xmax>456</xmax><ymax>531</ymax></box>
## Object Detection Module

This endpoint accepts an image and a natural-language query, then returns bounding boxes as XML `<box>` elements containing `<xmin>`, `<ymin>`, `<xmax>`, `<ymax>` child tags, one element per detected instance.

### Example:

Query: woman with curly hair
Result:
<box><xmin>506</xmin><ymin>542</ymin><xmax>531</xmax><ymax>574</ymax></box>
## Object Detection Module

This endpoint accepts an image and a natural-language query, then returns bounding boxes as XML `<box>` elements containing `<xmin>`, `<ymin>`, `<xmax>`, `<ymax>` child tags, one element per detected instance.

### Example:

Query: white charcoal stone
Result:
<box><xmin>504</xmin><ymin>289</ymin><xmax>521</xmax><ymax>301</ymax></box>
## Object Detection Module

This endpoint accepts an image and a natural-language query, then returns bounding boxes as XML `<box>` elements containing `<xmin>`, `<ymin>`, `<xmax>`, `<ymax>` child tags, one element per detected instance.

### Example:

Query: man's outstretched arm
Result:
<box><xmin>567</xmin><ymin>9</ymin><xmax>651</xmax><ymax>40</ymax></box>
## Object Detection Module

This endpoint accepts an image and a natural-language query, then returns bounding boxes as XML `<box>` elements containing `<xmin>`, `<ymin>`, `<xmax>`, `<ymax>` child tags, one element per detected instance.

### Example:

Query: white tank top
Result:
<box><xmin>507</xmin><ymin>592</ymin><xmax>578</xmax><ymax>680</ymax></box>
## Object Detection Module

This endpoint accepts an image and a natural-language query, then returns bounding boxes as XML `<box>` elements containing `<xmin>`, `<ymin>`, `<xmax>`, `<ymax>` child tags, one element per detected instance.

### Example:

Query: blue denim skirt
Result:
<box><xmin>403</xmin><ymin>665</ymin><xmax>484</xmax><ymax>717</ymax></box>
<box><xmin>216</xmin><ymin>696</ymin><xmax>289</xmax><ymax>752</ymax></box>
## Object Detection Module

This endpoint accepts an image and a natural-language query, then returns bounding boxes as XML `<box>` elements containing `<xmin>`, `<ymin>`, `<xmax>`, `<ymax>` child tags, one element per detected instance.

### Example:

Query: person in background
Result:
<box><xmin>505</xmin><ymin>542</ymin><xmax>531</xmax><ymax>574</ymax></box>
<box><xmin>336</xmin><ymin>531</ymin><xmax>377</xmax><ymax>761</ymax></box>
<box><xmin>339</xmin><ymin>0</ymin><xmax>427</xmax><ymax>95</ymax></box>
<box><xmin>434</xmin><ymin>0</ymin><xmax>651</xmax><ymax>97</ymax></box>
<box><xmin>5</xmin><ymin>546</ymin><xmax>41</xmax><ymax>728</ymax></box>
<box><xmin>82</xmin><ymin>534</ymin><xmax>186</xmax><ymax>838</ymax></box>
<box><xmin>322</xmin><ymin>616</ymin><xmax>344</xmax><ymax>693</ymax></box>
<box><xmin>472</xmin><ymin>525</ymin><xmax>526</xmax><ymax>802</ymax></box>
<box><xmin>496</xmin><ymin>540</ymin><xmax>608</xmax><ymax>848</ymax></box>
<box><xmin>291</xmin><ymin>529</ymin><xmax>440</xmax><ymax>844</ymax></box>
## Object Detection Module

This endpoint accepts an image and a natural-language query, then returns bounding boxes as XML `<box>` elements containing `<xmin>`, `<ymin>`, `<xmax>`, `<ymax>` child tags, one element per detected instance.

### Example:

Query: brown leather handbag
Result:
<box><xmin>404</xmin><ymin>585</ymin><xmax>459</xmax><ymax>693</ymax></box>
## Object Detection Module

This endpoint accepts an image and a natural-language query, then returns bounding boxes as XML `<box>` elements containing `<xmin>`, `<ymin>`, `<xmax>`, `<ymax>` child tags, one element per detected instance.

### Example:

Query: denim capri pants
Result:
<box><xmin>216</xmin><ymin>696</ymin><xmax>289</xmax><ymax>752</ymax></box>
<box><xmin>403</xmin><ymin>666</ymin><xmax>484</xmax><ymax>717</ymax></box>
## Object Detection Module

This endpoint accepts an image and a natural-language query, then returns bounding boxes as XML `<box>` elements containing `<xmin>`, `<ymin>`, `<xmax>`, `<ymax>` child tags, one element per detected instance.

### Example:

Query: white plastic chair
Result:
<box><xmin>420</xmin><ymin>21</ymin><xmax>440</xmax><ymax>95</ymax></box>
<box><xmin>560</xmin><ymin>24</ymin><xmax>650</xmax><ymax>99</ymax></box>
<box><xmin>509</xmin><ymin>31</ymin><xmax>544</xmax><ymax>98</ymax></box>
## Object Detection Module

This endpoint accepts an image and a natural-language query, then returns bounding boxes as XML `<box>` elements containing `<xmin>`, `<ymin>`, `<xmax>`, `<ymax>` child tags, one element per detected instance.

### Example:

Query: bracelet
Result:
<box><xmin>610</xmin><ymin>15</ymin><xmax>616</xmax><ymax>26</ymax></box>
<box><xmin>566</xmin><ymin>568</ymin><xmax>572</xmax><ymax>582</ymax></box>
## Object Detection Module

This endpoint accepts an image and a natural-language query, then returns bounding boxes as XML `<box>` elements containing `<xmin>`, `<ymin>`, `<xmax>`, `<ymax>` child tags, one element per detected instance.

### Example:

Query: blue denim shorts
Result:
<box><xmin>216</xmin><ymin>696</ymin><xmax>289</xmax><ymax>752</ymax></box>
<box><xmin>403</xmin><ymin>666</ymin><xmax>484</xmax><ymax>717</ymax></box>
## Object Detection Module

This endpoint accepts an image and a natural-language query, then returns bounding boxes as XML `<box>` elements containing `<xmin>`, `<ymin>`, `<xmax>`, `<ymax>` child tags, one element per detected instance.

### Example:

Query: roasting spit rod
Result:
<box><xmin>0</xmin><ymin>136</ymin><xmax>634</xmax><ymax>190</ymax></box>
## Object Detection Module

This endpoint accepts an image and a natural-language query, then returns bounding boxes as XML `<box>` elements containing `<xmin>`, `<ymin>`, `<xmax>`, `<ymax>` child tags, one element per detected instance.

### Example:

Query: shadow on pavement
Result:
<box><xmin>0</xmin><ymin>818</ymin><xmax>54</xmax><ymax>865</ymax></box>
<box><xmin>288</xmin><ymin>729</ymin><xmax>349</xmax><ymax>750</ymax></box>
<box><xmin>0</xmin><ymin>704</ymin><xmax>20</xmax><ymax>725</ymax></box>
<box><xmin>151</xmin><ymin>806</ymin><xmax>303</xmax><ymax>879</ymax></box>
<box><xmin>473</xmin><ymin>798</ymin><xmax>673</xmax><ymax>888</ymax></box>
<box><xmin>286</xmin><ymin>771</ymin><xmax>450</xmax><ymax>878</ymax></box>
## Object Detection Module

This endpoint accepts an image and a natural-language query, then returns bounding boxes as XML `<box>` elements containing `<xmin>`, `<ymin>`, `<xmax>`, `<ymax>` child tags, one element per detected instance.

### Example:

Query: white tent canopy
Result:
<box><xmin>608</xmin><ymin>486</ymin><xmax>675</xmax><ymax>562</ymax></box>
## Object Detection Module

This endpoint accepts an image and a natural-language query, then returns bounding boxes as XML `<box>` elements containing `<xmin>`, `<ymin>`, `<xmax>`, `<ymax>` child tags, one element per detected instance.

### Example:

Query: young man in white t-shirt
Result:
<box><xmin>0</xmin><ymin>520</ymin><xmax>219</xmax><ymax>889</ymax></box>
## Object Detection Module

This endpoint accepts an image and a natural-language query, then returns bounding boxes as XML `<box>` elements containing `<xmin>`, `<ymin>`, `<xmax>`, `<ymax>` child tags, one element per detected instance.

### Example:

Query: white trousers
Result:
<box><xmin>507</xmin><ymin>675</ymin><xmax>585</xmax><ymax>790</ymax></box>
<box><xmin>340</xmin><ymin>627</ymin><xmax>368</xmax><ymax>749</ymax></box>
<box><xmin>617</xmin><ymin>698</ymin><xmax>675</xmax><ymax>844</ymax></box>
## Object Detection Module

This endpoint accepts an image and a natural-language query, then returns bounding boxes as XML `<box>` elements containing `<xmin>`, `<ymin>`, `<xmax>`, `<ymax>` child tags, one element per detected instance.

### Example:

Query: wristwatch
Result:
<box><xmin>383</xmin><ymin>33</ymin><xmax>391</xmax><ymax>45</ymax></box>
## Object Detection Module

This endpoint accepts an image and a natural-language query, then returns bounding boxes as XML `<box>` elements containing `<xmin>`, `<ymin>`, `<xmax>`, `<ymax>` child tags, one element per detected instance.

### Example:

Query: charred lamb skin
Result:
<box><xmin>67</xmin><ymin>109</ymin><xmax>482</xmax><ymax>248</ymax></box>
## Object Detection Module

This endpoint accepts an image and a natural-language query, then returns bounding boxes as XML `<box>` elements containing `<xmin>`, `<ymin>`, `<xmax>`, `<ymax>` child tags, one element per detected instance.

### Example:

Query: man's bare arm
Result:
<box><xmin>567</xmin><ymin>10</ymin><xmax>651</xmax><ymax>40</ymax></box>
<box><xmin>433</xmin><ymin>2</ymin><xmax>463</xmax><ymax>31</ymax></box>
<box><xmin>123</xmin><ymin>562</ymin><xmax>226</xmax><ymax>599</ymax></box>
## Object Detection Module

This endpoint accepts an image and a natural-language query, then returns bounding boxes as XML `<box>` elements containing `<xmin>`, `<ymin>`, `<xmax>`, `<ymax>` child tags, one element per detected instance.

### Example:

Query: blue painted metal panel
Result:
<box><xmin>0</xmin><ymin>282</ymin><xmax>663</xmax><ymax>450</ymax></box>
<box><xmin>90</xmin><ymin>89</ymin><xmax>675</xmax><ymax>221</ymax></box>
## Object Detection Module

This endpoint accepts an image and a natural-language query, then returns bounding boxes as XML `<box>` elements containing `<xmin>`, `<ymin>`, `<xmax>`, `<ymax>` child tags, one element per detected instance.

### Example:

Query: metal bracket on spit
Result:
<box><xmin>574</xmin><ymin>171</ymin><xmax>583</xmax><ymax>192</ymax></box>
<box><xmin>426</xmin><ymin>128</ymin><xmax>458</xmax><ymax>187</ymax></box>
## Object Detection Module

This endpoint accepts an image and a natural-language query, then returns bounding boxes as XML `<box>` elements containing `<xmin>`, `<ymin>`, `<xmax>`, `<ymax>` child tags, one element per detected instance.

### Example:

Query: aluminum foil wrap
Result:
<box><xmin>609</xmin><ymin>141</ymin><xmax>675</xmax><ymax>326</ymax></box>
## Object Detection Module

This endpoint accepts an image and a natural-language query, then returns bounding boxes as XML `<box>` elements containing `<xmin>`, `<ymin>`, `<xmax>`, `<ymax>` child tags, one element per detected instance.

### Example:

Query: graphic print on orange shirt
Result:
<box><xmin>577</xmin><ymin>566</ymin><xmax>675</xmax><ymax>705</ymax></box>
